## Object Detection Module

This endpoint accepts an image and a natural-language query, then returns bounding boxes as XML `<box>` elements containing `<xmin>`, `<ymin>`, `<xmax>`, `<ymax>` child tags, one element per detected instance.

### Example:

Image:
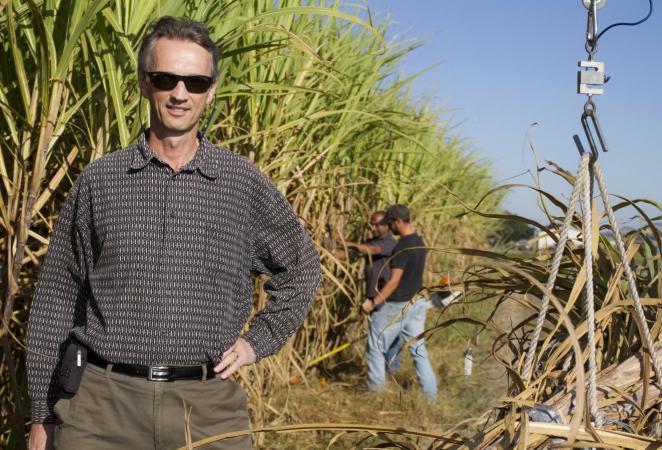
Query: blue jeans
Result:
<box><xmin>366</xmin><ymin>298</ymin><xmax>438</xmax><ymax>398</ymax></box>
<box><xmin>385</xmin><ymin>335</ymin><xmax>403</xmax><ymax>373</ymax></box>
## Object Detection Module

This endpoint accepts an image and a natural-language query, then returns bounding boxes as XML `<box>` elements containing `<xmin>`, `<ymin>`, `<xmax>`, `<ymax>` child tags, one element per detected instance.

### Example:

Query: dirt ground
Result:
<box><xmin>253</xmin><ymin>297</ymin><xmax>530</xmax><ymax>449</ymax></box>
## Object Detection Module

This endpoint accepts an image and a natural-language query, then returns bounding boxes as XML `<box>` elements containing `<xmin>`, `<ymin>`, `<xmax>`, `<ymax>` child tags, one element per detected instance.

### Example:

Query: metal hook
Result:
<box><xmin>585</xmin><ymin>0</ymin><xmax>599</xmax><ymax>54</ymax></box>
<box><xmin>573</xmin><ymin>134</ymin><xmax>586</xmax><ymax>157</ymax></box>
<box><xmin>580</xmin><ymin>99</ymin><xmax>608</xmax><ymax>160</ymax></box>
<box><xmin>582</xmin><ymin>0</ymin><xmax>607</xmax><ymax>9</ymax></box>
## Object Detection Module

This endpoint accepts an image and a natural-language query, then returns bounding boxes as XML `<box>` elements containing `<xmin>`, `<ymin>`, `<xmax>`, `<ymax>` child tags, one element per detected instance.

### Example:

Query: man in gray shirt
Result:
<box><xmin>27</xmin><ymin>17</ymin><xmax>320</xmax><ymax>450</ymax></box>
<box><xmin>338</xmin><ymin>211</ymin><xmax>401</xmax><ymax>372</ymax></box>
<box><xmin>340</xmin><ymin>211</ymin><xmax>397</xmax><ymax>301</ymax></box>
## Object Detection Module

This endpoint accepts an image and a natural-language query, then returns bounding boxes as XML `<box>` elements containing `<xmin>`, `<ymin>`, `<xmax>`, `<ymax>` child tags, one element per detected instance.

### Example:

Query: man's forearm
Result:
<box><xmin>372</xmin><ymin>278</ymin><xmax>399</xmax><ymax>305</ymax></box>
<box><xmin>362</xmin><ymin>278</ymin><xmax>399</xmax><ymax>314</ymax></box>
<box><xmin>346</xmin><ymin>242</ymin><xmax>381</xmax><ymax>255</ymax></box>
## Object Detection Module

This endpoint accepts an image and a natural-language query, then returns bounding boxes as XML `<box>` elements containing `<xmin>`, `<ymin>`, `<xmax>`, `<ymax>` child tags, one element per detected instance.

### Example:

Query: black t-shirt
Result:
<box><xmin>386</xmin><ymin>232</ymin><xmax>426</xmax><ymax>303</ymax></box>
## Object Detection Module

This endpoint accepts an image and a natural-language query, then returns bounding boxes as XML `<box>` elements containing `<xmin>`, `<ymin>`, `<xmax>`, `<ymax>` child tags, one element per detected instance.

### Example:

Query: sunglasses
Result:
<box><xmin>146</xmin><ymin>71</ymin><xmax>214</xmax><ymax>94</ymax></box>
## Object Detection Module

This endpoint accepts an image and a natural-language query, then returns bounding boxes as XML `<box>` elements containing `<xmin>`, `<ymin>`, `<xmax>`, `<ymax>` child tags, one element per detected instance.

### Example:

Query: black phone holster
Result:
<box><xmin>59</xmin><ymin>340</ymin><xmax>88</xmax><ymax>394</ymax></box>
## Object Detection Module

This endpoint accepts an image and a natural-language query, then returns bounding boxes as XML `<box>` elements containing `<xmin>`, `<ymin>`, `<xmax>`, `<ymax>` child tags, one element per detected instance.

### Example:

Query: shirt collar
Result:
<box><xmin>129</xmin><ymin>130</ymin><xmax>219</xmax><ymax>179</ymax></box>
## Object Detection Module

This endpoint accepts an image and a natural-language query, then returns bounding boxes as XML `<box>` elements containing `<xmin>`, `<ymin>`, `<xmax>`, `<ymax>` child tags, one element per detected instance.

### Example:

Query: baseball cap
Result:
<box><xmin>378</xmin><ymin>204</ymin><xmax>410</xmax><ymax>225</ymax></box>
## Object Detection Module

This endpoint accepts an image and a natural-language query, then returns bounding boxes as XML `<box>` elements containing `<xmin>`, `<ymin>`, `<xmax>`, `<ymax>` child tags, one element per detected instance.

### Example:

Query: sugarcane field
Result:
<box><xmin>2</xmin><ymin>1</ymin><xmax>662</xmax><ymax>449</ymax></box>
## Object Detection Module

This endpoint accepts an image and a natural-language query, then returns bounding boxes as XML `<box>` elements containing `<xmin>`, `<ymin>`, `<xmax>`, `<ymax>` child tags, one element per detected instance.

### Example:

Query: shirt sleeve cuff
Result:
<box><xmin>31</xmin><ymin>403</ymin><xmax>57</xmax><ymax>424</ymax></box>
<box><xmin>241</xmin><ymin>328</ymin><xmax>272</xmax><ymax>362</ymax></box>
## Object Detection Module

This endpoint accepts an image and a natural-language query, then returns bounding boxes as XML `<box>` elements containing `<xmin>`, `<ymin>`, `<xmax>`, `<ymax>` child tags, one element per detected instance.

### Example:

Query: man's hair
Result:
<box><xmin>138</xmin><ymin>16</ymin><xmax>220</xmax><ymax>80</ymax></box>
<box><xmin>383</xmin><ymin>204</ymin><xmax>410</xmax><ymax>224</ymax></box>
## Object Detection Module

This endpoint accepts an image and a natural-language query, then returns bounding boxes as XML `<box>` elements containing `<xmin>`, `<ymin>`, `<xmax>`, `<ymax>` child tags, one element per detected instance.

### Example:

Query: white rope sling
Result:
<box><xmin>521</xmin><ymin>152</ymin><xmax>662</xmax><ymax>427</ymax></box>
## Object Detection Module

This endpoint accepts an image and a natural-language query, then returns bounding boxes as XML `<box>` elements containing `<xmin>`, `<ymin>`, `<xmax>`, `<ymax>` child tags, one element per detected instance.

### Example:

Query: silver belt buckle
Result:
<box><xmin>147</xmin><ymin>365</ymin><xmax>171</xmax><ymax>381</ymax></box>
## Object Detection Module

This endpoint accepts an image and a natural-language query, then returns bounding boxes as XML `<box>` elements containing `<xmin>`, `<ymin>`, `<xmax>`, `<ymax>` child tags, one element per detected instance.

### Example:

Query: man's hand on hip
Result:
<box><xmin>214</xmin><ymin>337</ymin><xmax>256</xmax><ymax>379</ymax></box>
<box><xmin>28</xmin><ymin>423</ymin><xmax>54</xmax><ymax>450</ymax></box>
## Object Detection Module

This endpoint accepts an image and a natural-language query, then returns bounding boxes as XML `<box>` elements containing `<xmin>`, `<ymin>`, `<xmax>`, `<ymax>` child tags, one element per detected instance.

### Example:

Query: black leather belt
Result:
<box><xmin>87</xmin><ymin>352</ymin><xmax>215</xmax><ymax>382</ymax></box>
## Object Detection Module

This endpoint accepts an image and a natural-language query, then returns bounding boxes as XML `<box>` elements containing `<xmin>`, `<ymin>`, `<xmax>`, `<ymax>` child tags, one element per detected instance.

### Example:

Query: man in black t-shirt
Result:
<box><xmin>362</xmin><ymin>204</ymin><xmax>438</xmax><ymax>398</ymax></box>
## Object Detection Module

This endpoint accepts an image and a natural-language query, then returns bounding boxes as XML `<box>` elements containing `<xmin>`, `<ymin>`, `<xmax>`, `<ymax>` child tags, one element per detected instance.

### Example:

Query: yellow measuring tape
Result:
<box><xmin>306</xmin><ymin>342</ymin><xmax>352</xmax><ymax>368</ymax></box>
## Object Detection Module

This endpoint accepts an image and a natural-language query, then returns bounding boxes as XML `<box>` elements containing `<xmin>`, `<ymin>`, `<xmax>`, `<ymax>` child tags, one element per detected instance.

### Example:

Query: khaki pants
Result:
<box><xmin>53</xmin><ymin>363</ymin><xmax>251</xmax><ymax>450</ymax></box>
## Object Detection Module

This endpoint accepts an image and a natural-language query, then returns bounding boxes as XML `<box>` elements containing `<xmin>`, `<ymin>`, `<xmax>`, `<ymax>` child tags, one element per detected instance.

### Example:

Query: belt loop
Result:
<box><xmin>201</xmin><ymin>364</ymin><xmax>207</xmax><ymax>382</ymax></box>
<box><xmin>104</xmin><ymin>363</ymin><xmax>113</xmax><ymax>378</ymax></box>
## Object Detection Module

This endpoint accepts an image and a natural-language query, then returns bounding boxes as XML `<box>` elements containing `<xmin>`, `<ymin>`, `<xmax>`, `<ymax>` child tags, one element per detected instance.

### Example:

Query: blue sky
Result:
<box><xmin>363</xmin><ymin>1</ymin><xmax>661</xmax><ymax>224</ymax></box>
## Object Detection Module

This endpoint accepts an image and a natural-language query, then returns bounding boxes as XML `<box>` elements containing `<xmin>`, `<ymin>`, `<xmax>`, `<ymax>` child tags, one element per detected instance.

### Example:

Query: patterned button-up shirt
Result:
<box><xmin>26</xmin><ymin>132</ymin><xmax>321</xmax><ymax>423</ymax></box>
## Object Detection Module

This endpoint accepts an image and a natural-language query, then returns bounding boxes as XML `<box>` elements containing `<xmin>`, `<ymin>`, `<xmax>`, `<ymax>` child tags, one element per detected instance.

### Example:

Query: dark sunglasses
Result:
<box><xmin>146</xmin><ymin>71</ymin><xmax>214</xmax><ymax>94</ymax></box>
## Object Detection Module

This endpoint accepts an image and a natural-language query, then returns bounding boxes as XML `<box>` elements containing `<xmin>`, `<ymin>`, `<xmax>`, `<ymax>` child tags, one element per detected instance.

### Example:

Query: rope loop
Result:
<box><xmin>522</xmin><ymin>153</ymin><xmax>662</xmax><ymax>428</ymax></box>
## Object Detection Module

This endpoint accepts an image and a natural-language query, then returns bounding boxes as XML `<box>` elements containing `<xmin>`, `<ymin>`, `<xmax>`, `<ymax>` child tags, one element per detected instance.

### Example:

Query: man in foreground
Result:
<box><xmin>362</xmin><ymin>204</ymin><xmax>437</xmax><ymax>399</ymax></box>
<box><xmin>27</xmin><ymin>16</ymin><xmax>320</xmax><ymax>450</ymax></box>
